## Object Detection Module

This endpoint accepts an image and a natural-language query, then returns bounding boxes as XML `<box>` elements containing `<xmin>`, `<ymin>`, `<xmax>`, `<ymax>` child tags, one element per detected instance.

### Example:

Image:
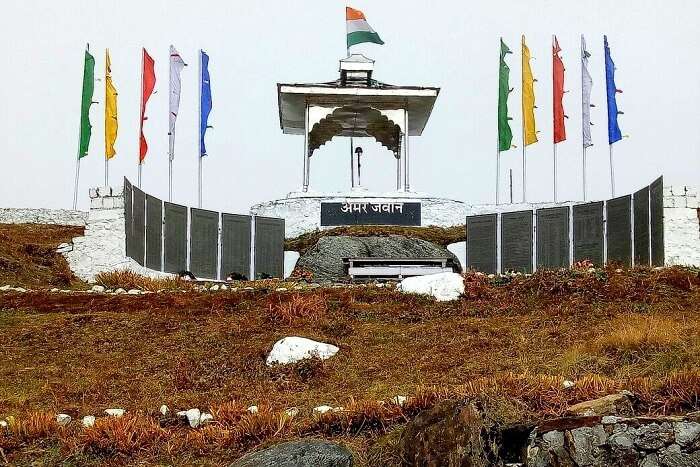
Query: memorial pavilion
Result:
<box><xmin>277</xmin><ymin>54</ymin><xmax>439</xmax><ymax>192</ymax></box>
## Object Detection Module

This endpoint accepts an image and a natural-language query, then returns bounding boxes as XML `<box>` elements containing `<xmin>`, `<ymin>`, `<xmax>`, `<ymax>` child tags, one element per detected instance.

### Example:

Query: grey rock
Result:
<box><xmin>542</xmin><ymin>430</ymin><xmax>564</xmax><ymax>449</ymax></box>
<box><xmin>296</xmin><ymin>235</ymin><xmax>460</xmax><ymax>281</ymax></box>
<box><xmin>640</xmin><ymin>453</ymin><xmax>661</xmax><ymax>467</ymax></box>
<box><xmin>657</xmin><ymin>443</ymin><xmax>700</xmax><ymax>467</ymax></box>
<box><xmin>675</xmin><ymin>421</ymin><xmax>700</xmax><ymax>447</ymax></box>
<box><xmin>609</xmin><ymin>431</ymin><xmax>635</xmax><ymax>449</ymax></box>
<box><xmin>231</xmin><ymin>439</ymin><xmax>353</xmax><ymax>467</ymax></box>
<box><xmin>635</xmin><ymin>423</ymin><xmax>675</xmax><ymax>450</ymax></box>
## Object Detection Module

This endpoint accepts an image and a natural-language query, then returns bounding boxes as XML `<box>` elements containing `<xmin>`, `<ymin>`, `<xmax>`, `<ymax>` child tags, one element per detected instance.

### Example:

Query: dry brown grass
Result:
<box><xmin>267</xmin><ymin>293</ymin><xmax>328</xmax><ymax>324</ymax></box>
<box><xmin>592</xmin><ymin>316</ymin><xmax>686</xmax><ymax>355</ymax></box>
<box><xmin>94</xmin><ymin>269</ymin><xmax>196</xmax><ymax>291</ymax></box>
<box><xmin>74</xmin><ymin>414</ymin><xmax>166</xmax><ymax>456</ymax></box>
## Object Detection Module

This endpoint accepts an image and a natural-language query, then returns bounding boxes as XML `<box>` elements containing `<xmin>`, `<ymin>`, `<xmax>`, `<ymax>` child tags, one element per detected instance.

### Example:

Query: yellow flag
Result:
<box><xmin>105</xmin><ymin>49</ymin><xmax>118</xmax><ymax>159</ymax></box>
<box><xmin>521</xmin><ymin>35</ymin><xmax>538</xmax><ymax>146</ymax></box>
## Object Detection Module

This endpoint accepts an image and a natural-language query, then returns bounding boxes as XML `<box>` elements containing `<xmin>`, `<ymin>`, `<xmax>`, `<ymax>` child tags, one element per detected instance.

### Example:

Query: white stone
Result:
<box><xmin>56</xmin><ymin>414</ymin><xmax>72</xmax><ymax>426</ymax></box>
<box><xmin>563</xmin><ymin>380</ymin><xmax>576</xmax><ymax>389</ymax></box>
<box><xmin>0</xmin><ymin>285</ymin><xmax>11</xmax><ymax>291</ymax></box>
<box><xmin>0</xmin><ymin>420</ymin><xmax>7</xmax><ymax>429</ymax></box>
<box><xmin>160</xmin><ymin>405</ymin><xmax>169</xmax><ymax>416</ymax></box>
<box><xmin>220</xmin><ymin>284</ymin><xmax>228</xmax><ymax>290</ymax></box>
<box><xmin>397</xmin><ymin>272</ymin><xmax>465</xmax><ymax>301</ymax></box>
<box><xmin>82</xmin><ymin>415</ymin><xmax>96</xmax><ymax>427</ymax></box>
<box><xmin>184</xmin><ymin>408</ymin><xmax>201</xmax><ymax>428</ymax></box>
<box><xmin>127</xmin><ymin>289</ymin><xmax>141</xmax><ymax>295</ymax></box>
<box><xmin>247</xmin><ymin>405</ymin><xmax>259</xmax><ymax>414</ymax></box>
<box><xmin>266</xmin><ymin>336</ymin><xmax>339</xmax><ymax>366</ymax></box>
<box><xmin>276</xmin><ymin>287</ymin><xmax>287</xmax><ymax>292</ymax></box>
<box><xmin>664</xmin><ymin>202</ymin><xmax>700</xmax><ymax>267</ymax></box>
<box><xmin>13</xmin><ymin>287</ymin><xmax>26</xmax><ymax>293</ymax></box>
<box><xmin>446</xmin><ymin>241</ymin><xmax>466</xmax><ymax>272</ymax></box>
<box><xmin>313</xmin><ymin>405</ymin><xmax>333</xmax><ymax>415</ymax></box>
<box><xmin>284</xmin><ymin>407</ymin><xmax>299</xmax><ymax>418</ymax></box>
<box><xmin>199</xmin><ymin>412</ymin><xmax>214</xmax><ymax>425</ymax></box>
<box><xmin>50</xmin><ymin>288</ymin><xmax>60</xmax><ymax>292</ymax></box>
<box><xmin>392</xmin><ymin>395</ymin><xmax>408</xmax><ymax>406</ymax></box>
<box><xmin>284</xmin><ymin>251</ymin><xmax>300</xmax><ymax>278</ymax></box>
<box><xmin>104</xmin><ymin>408</ymin><xmax>124</xmax><ymax>417</ymax></box>
<box><xmin>91</xmin><ymin>285</ymin><xmax>105</xmax><ymax>293</ymax></box>
<box><xmin>114</xmin><ymin>288</ymin><xmax>126</xmax><ymax>294</ymax></box>
<box><xmin>209</xmin><ymin>284</ymin><xmax>220</xmax><ymax>291</ymax></box>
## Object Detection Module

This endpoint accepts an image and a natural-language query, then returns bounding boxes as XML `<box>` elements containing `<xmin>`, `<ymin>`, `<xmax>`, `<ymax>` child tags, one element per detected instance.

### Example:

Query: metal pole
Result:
<box><xmin>357</xmin><ymin>151</ymin><xmax>361</xmax><ymax>186</ymax></box>
<box><xmin>73</xmin><ymin>157</ymin><xmax>81</xmax><ymax>210</ymax></box>
<box><xmin>302</xmin><ymin>103</ymin><xmax>308</xmax><ymax>192</ymax></box>
<box><xmin>553</xmin><ymin>143</ymin><xmax>557</xmax><ymax>202</ymax></box>
<box><xmin>509</xmin><ymin>169</ymin><xmax>513</xmax><ymax>203</ymax></box>
<box><xmin>609</xmin><ymin>143</ymin><xmax>615</xmax><ymax>197</ymax></box>
<box><xmin>403</xmin><ymin>108</ymin><xmax>410</xmax><ymax>192</ymax></box>
<box><xmin>582</xmin><ymin>145</ymin><xmax>587</xmax><ymax>201</ymax></box>
<box><xmin>137</xmin><ymin>48</ymin><xmax>144</xmax><ymax>188</ymax></box>
<box><xmin>168</xmin><ymin>160</ymin><xmax>173</xmax><ymax>202</ymax></box>
<box><xmin>105</xmin><ymin>158</ymin><xmax>109</xmax><ymax>188</ymax></box>
<box><xmin>104</xmin><ymin>47</ymin><xmax>109</xmax><ymax>189</ymax></box>
<box><xmin>304</xmin><ymin>105</ymin><xmax>310</xmax><ymax>191</ymax></box>
<box><xmin>396</xmin><ymin>150</ymin><xmax>401</xmax><ymax>191</ymax></box>
<box><xmin>197</xmin><ymin>50</ymin><xmax>203</xmax><ymax>208</ymax></box>
<box><xmin>496</xmin><ymin>148</ymin><xmax>500</xmax><ymax>205</ymax></box>
<box><xmin>350</xmin><ymin>137</ymin><xmax>355</xmax><ymax>188</ymax></box>
<box><xmin>522</xmin><ymin>136</ymin><xmax>527</xmax><ymax>202</ymax></box>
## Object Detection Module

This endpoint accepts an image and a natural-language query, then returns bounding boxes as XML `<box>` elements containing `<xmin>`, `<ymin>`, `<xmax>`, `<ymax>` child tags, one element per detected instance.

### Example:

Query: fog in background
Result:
<box><xmin>0</xmin><ymin>0</ymin><xmax>698</xmax><ymax>212</ymax></box>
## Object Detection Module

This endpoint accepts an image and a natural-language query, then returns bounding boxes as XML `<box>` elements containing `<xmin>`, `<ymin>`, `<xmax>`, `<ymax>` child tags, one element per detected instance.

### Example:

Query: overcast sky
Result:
<box><xmin>0</xmin><ymin>1</ymin><xmax>698</xmax><ymax>213</ymax></box>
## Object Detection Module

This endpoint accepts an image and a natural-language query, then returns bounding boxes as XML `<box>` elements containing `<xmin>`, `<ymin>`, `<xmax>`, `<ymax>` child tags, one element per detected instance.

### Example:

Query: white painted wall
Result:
<box><xmin>0</xmin><ymin>208</ymin><xmax>86</xmax><ymax>226</ymax></box>
<box><xmin>664</xmin><ymin>186</ymin><xmax>700</xmax><ymax>267</ymax></box>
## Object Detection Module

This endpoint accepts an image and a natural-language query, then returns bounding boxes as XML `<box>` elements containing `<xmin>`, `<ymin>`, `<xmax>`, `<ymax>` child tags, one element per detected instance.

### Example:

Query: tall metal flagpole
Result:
<box><xmin>521</xmin><ymin>39</ymin><xmax>527</xmax><ymax>203</ymax></box>
<box><xmin>137</xmin><ymin>48</ymin><xmax>144</xmax><ymax>188</ymax></box>
<box><xmin>581</xmin><ymin>37</ymin><xmax>587</xmax><ymax>202</ymax></box>
<box><xmin>105</xmin><ymin>48</ymin><xmax>109</xmax><ymax>188</ymax></box>
<box><xmin>73</xmin><ymin>43</ymin><xmax>89</xmax><ymax>210</ymax></box>
<box><xmin>496</xmin><ymin>41</ymin><xmax>501</xmax><ymax>205</ymax></box>
<box><xmin>609</xmin><ymin>144</ymin><xmax>615</xmax><ymax>197</ymax></box>
<box><xmin>198</xmin><ymin>49</ymin><xmax>203</xmax><ymax>208</ymax></box>
<box><xmin>169</xmin><ymin>47</ymin><xmax>173</xmax><ymax>202</ymax></box>
<box><xmin>552</xmin><ymin>35</ymin><xmax>557</xmax><ymax>203</ymax></box>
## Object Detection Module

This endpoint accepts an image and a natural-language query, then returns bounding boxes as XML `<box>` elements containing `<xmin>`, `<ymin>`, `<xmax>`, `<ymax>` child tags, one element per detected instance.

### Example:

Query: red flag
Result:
<box><xmin>552</xmin><ymin>36</ymin><xmax>566</xmax><ymax>143</ymax></box>
<box><xmin>139</xmin><ymin>48</ymin><xmax>156</xmax><ymax>162</ymax></box>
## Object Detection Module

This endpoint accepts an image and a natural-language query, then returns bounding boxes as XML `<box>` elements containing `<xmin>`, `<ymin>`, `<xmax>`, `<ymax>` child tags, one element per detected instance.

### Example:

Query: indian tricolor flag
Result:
<box><xmin>346</xmin><ymin>7</ymin><xmax>384</xmax><ymax>49</ymax></box>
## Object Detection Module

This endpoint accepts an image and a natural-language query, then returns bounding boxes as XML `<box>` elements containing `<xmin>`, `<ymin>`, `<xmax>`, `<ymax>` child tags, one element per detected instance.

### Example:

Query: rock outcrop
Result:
<box><xmin>231</xmin><ymin>439</ymin><xmax>353</xmax><ymax>467</ymax></box>
<box><xmin>295</xmin><ymin>235</ymin><xmax>460</xmax><ymax>282</ymax></box>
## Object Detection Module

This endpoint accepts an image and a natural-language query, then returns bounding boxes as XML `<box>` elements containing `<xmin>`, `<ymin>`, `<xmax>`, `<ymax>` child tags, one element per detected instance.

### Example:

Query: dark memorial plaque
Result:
<box><xmin>131</xmin><ymin>186</ymin><xmax>146</xmax><ymax>266</ymax></box>
<box><xmin>163</xmin><ymin>202</ymin><xmax>188</xmax><ymax>274</ymax></box>
<box><xmin>606</xmin><ymin>195</ymin><xmax>632</xmax><ymax>267</ymax></box>
<box><xmin>501</xmin><ymin>211</ymin><xmax>533</xmax><ymax>273</ymax></box>
<box><xmin>321</xmin><ymin>201</ymin><xmax>421</xmax><ymax>226</ymax></box>
<box><xmin>145</xmin><ymin>194</ymin><xmax>163</xmax><ymax>271</ymax></box>
<box><xmin>650</xmin><ymin>177</ymin><xmax>664</xmax><ymax>266</ymax></box>
<box><xmin>536</xmin><ymin>207</ymin><xmax>570</xmax><ymax>269</ymax></box>
<box><xmin>190</xmin><ymin>208</ymin><xmax>219</xmax><ymax>279</ymax></box>
<box><xmin>254</xmin><ymin>216</ymin><xmax>284</xmax><ymax>279</ymax></box>
<box><xmin>466</xmin><ymin>214</ymin><xmax>497</xmax><ymax>274</ymax></box>
<box><xmin>124</xmin><ymin>178</ymin><xmax>133</xmax><ymax>260</ymax></box>
<box><xmin>573</xmin><ymin>202</ymin><xmax>604</xmax><ymax>266</ymax></box>
<box><xmin>221</xmin><ymin>214</ymin><xmax>251</xmax><ymax>279</ymax></box>
<box><xmin>634</xmin><ymin>186</ymin><xmax>650</xmax><ymax>266</ymax></box>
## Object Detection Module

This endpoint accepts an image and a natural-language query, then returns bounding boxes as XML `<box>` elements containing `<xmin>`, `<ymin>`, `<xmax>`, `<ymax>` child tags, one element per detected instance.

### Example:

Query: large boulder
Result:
<box><xmin>396</xmin><ymin>400</ymin><xmax>504</xmax><ymax>466</ymax></box>
<box><xmin>398</xmin><ymin>272</ymin><xmax>465</xmax><ymax>301</ymax></box>
<box><xmin>565</xmin><ymin>391</ymin><xmax>635</xmax><ymax>417</ymax></box>
<box><xmin>295</xmin><ymin>235</ymin><xmax>460</xmax><ymax>282</ymax></box>
<box><xmin>231</xmin><ymin>439</ymin><xmax>353</xmax><ymax>467</ymax></box>
<box><xmin>266</xmin><ymin>337</ymin><xmax>339</xmax><ymax>366</ymax></box>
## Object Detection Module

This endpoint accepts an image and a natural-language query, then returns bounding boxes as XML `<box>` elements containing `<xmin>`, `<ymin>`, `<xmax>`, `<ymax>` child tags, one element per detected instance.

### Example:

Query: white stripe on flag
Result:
<box><xmin>346</xmin><ymin>18</ymin><xmax>376</xmax><ymax>34</ymax></box>
<box><xmin>581</xmin><ymin>35</ymin><xmax>593</xmax><ymax>148</ymax></box>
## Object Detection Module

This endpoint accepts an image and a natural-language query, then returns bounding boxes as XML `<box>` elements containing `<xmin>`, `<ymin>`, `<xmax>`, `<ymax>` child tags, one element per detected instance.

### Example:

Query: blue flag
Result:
<box><xmin>199</xmin><ymin>50</ymin><xmax>212</xmax><ymax>157</ymax></box>
<box><xmin>604</xmin><ymin>36</ymin><xmax>623</xmax><ymax>145</ymax></box>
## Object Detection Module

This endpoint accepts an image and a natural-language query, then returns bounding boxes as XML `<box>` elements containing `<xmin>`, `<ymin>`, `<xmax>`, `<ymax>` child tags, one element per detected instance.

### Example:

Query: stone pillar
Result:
<box><xmin>664</xmin><ymin>185</ymin><xmax>700</xmax><ymax>266</ymax></box>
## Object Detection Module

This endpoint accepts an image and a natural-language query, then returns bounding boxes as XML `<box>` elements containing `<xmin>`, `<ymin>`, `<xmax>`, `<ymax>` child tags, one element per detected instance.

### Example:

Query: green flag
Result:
<box><xmin>78</xmin><ymin>49</ymin><xmax>95</xmax><ymax>159</ymax></box>
<box><xmin>498</xmin><ymin>38</ymin><xmax>513</xmax><ymax>152</ymax></box>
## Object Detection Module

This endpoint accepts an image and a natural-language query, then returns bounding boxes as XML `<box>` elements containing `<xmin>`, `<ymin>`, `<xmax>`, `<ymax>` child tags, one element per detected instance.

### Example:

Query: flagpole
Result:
<box><xmin>521</xmin><ymin>39</ymin><xmax>527</xmax><ymax>203</ymax></box>
<box><xmin>104</xmin><ymin>49</ymin><xmax>109</xmax><ymax>189</ymax></box>
<box><xmin>553</xmin><ymin>143</ymin><xmax>557</xmax><ymax>202</ymax></box>
<box><xmin>581</xmin><ymin>36</ymin><xmax>587</xmax><ymax>202</ymax></box>
<box><xmin>198</xmin><ymin>49</ymin><xmax>202</xmax><ymax>208</ymax></box>
<box><xmin>552</xmin><ymin>35</ymin><xmax>556</xmax><ymax>203</ymax></box>
<box><xmin>609</xmin><ymin>143</ymin><xmax>615</xmax><ymax>197</ymax></box>
<box><xmin>169</xmin><ymin>47</ymin><xmax>173</xmax><ymax>202</ymax></box>
<box><xmin>73</xmin><ymin>43</ymin><xmax>89</xmax><ymax>210</ymax></box>
<box><xmin>582</xmin><ymin>145</ymin><xmax>587</xmax><ymax>201</ymax></box>
<box><xmin>496</xmin><ymin>145</ymin><xmax>500</xmax><ymax>204</ymax></box>
<box><xmin>137</xmin><ymin>48</ymin><xmax>144</xmax><ymax>188</ymax></box>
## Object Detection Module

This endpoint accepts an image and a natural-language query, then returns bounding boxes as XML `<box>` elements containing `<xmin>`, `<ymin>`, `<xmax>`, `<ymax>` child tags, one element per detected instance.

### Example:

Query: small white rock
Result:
<box><xmin>127</xmin><ymin>289</ymin><xmax>141</xmax><ymax>295</ymax></box>
<box><xmin>0</xmin><ymin>285</ymin><xmax>12</xmax><ymax>291</ymax></box>
<box><xmin>185</xmin><ymin>408</ymin><xmax>201</xmax><ymax>428</ymax></box>
<box><xmin>91</xmin><ymin>285</ymin><xmax>105</xmax><ymax>293</ymax></box>
<box><xmin>209</xmin><ymin>284</ymin><xmax>220</xmax><ymax>291</ymax></box>
<box><xmin>82</xmin><ymin>415</ymin><xmax>96</xmax><ymax>427</ymax></box>
<box><xmin>247</xmin><ymin>405</ymin><xmax>259</xmax><ymax>414</ymax></box>
<box><xmin>0</xmin><ymin>420</ymin><xmax>7</xmax><ymax>429</ymax></box>
<box><xmin>220</xmin><ymin>284</ymin><xmax>228</xmax><ymax>290</ymax></box>
<box><xmin>159</xmin><ymin>405</ymin><xmax>169</xmax><ymax>416</ymax></box>
<box><xmin>56</xmin><ymin>414</ymin><xmax>72</xmax><ymax>426</ymax></box>
<box><xmin>284</xmin><ymin>407</ymin><xmax>299</xmax><ymax>418</ymax></box>
<box><xmin>50</xmin><ymin>288</ymin><xmax>60</xmax><ymax>293</ymax></box>
<box><xmin>563</xmin><ymin>380</ymin><xmax>576</xmax><ymax>390</ymax></box>
<box><xmin>392</xmin><ymin>395</ymin><xmax>408</xmax><ymax>406</ymax></box>
<box><xmin>104</xmin><ymin>408</ymin><xmax>125</xmax><ymax>417</ymax></box>
<box><xmin>266</xmin><ymin>336</ymin><xmax>339</xmax><ymax>366</ymax></box>
<box><xmin>397</xmin><ymin>272</ymin><xmax>465</xmax><ymax>302</ymax></box>
<box><xmin>275</xmin><ymin>287</ymin><xmax>287</xmax><ymax>292</ymax></box>
<box><xmin>114</xmin><ymin>288</ymin><xmax>126</xmax><ymax>295</ymax></box>
<box><xmin>199</xmin><ymin>412</ymin><xmax>214</xmax><ymax>425</ymax></box>
<box><xmin>13</xmin><ymin>287</ymin><xmax>26</xmax><ymax>293</ymax></box>
<box><xmin>313</xmin><ymin>405</ymin><xmax>333</xmax><ymax>415</ymax></box>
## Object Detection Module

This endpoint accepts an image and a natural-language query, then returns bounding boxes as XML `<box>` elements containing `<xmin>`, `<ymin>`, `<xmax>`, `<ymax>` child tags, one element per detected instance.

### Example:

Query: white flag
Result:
<box><xmin>581</xmin><ymin>35</ymin><xmax>593</xmax><ymax>148</ymax></box>
<box><xmin>169</xmin><ymin>45</ymin><xmax>187</xmax><ymax>159</ymax></box>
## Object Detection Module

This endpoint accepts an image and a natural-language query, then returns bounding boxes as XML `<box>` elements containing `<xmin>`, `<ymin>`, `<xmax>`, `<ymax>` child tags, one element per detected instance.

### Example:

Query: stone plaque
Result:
<box><xmin>190</xmin><ymin>208</ymin><xmax>219</xmax><ymax>279</ymax></box>
<box><xmin>649</xmin><ymin>177</ymin><xmax>664</xmax><ymax>266</ymax></box>
<box><xmin>320</xmin><ymin>201</ymin><xmax>421</xmax><ymax>226</ymax></box>
<box><xmin>163</xmin><ymin>202</ymin><xmax>188</xmax><ymax>274</ymax></box>
<box><xmin>466</xmin><ymin>214</ymin><xmax>497</xmax><ymax>274</ymax></box>
<box><xmin>536</xmin><ymin>207</ymin><xmax>570</xmax><ymax>269</ymax></box>
<box><xmin>606</xmin><ymin>195</ymin><xmax>632</xmax><ymax>267</ymax></box>
<box><xmin>221</xmin><ymin>213</ymin><xmax>251</xmax><ymax>279</ymax></box>
<box><xmin>131</xmin><ymin>186</ymin><xmax>146</xmax><ymax>266</ymax></box>
<box><xmin>145</xmin><ymin>194</ymin><xmax>163</xmax><ymax>271</ymax></box>
<box><xmin>573</xmin><ymin>202</ymin><xmax>604</xmax><ymax>266</ymax></box>
<box><xmin>501</xmin><ymin>210</ymin><xmax>533</xmax><ymax>273</ymax></box>
<box><xmin>124</xmin><ymin>178</ymin><xmax>133</xmax><ymax>260</ymax></box>
<box><xmin>254</xmin><ymin>216</ymin><xmax>285</xmax><ymax>279</ymax></box>
<box><xmin>634</xmin><ymin>186</ymin><xmax>650</xmax><ymax>266</ymax></box>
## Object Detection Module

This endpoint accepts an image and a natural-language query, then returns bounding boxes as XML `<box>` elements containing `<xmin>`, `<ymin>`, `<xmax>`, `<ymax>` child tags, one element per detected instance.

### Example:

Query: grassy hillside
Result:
<box><xmin>1</xmin><ymin>265</ymin><xmax>699</xmax><ymax>465</ymax></box>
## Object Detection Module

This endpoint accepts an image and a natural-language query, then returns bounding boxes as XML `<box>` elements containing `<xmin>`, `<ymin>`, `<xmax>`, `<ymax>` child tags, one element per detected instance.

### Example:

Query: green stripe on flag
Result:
<box><xmin>78</xmin><ymin>49</ymin><xmax>95</xmax><ymax>159</ymax></box>
<box><xmin>347</xmin><ymin>30</ymin><xmax>384</xmax><ymax>48</ymax></box>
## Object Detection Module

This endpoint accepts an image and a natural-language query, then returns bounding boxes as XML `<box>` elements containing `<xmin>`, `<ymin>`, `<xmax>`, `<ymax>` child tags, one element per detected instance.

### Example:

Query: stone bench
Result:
<box><xmin>342</xmin><ymin>257</ymin><xmax>458</xmax><ymax>281</ymax></box>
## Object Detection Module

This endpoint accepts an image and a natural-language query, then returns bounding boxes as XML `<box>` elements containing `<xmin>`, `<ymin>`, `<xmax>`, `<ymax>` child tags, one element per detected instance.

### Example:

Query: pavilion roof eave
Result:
<box><xmin>277</xmin><ymin>82</ymin><xmax>440</xmax><ymax>137</ymax></box>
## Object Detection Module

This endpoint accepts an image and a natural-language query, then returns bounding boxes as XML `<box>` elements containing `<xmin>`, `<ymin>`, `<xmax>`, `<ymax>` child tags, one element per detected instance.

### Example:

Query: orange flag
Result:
<box><xmin>553</xmin><ymin>36</ymin><xmax>566</xmax><ymax>143</ymax></box>
<box><xmin>139</xmin><ymin>48</ymin><xmax>156</xmax><ymax>162</ymax></box>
